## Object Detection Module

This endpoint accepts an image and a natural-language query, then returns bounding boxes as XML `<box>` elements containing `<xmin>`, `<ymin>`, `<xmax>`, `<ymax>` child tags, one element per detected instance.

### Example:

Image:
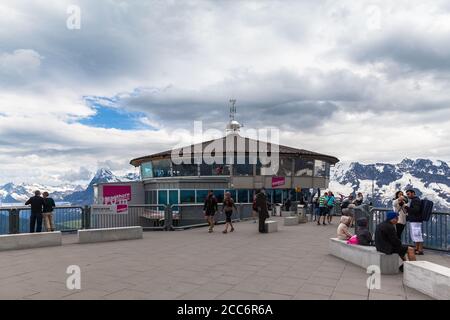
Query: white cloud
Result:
<box><xmin>0</xmin><ymin>0</ymin><xmax>449</xmax><ymax>185</ymax></box>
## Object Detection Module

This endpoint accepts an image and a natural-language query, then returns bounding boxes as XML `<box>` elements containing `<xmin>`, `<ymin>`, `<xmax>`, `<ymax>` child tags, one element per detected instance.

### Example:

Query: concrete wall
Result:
<box><xmin>78</xmin><ymin>226</ymin><xmax>143</xmax><ymax>244</ymax></box>
<box><xmin>0</xmin><ymin>232</ymin><xmax>62</xmax><ymax>251</ymax></box>
<box><xmin>404</xmin><ymin>261</ymin><xmax>450</xmax><ymax>300</ymax></box>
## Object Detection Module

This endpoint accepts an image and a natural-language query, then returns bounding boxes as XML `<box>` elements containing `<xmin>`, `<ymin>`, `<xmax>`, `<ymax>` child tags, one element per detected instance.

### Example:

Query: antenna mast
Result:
<box><xmin>229</xmin><ymin>99</ymin><xmax>237</xmax><ymax>121</ymax></box>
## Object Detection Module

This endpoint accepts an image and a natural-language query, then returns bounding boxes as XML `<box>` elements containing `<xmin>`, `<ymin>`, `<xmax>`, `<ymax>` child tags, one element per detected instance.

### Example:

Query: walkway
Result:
<box><xmin>0</xmin><ymin>217</ymin><xmax>448</xmax><ymax>300</ymax></box>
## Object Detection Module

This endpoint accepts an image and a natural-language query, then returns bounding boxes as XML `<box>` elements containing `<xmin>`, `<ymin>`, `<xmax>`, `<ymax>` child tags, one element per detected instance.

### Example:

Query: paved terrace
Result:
<box><xmin>0</xmin><ymin>217</ymin><xmax>449</xmax><ymax>300</ymax></box>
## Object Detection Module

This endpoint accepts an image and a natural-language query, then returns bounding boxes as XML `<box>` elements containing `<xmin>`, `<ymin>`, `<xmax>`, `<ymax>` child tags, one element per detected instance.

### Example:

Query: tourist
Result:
<box><xmin>327</xmin><ymin>191</ymin><xmax>335</xmax><ymax>224</ymax></box>
<box><xmin>392</xmin><ymin>191</ymin><xmax>408</xmax><ymax>239</ymax></box>
<box><xmin>337</xmin><ymin>216</ymin><xmax>353</xmax><ymax>240</ymax></box>
<box><xmin>203</xmin><ymin>190</ymin><xmax>218</xmax><ymax>233</ymax></box>
<box><xmin>353</xmin><ymin>193</ymin><xmax>364</xmax><ymax>206</ymax></box>
<box><xmin>255</xmin><ymin>188</ymin><xmax>270</xmax><ymax>233</ymax></box>
<box><xmin>25</xmin><ymin>190</ymin><xmax>44</xmax><ymax>233</ymax></box>
<box><xmin>375</xmin><ymin>211</ymin><xmax>416</xmax><ymax>271</ymax></box>
<box><xmin>341</xmin><ymin>195</ymin><xmax>356</xmax><ymax>226</ymax></box>
<box><xmin>405</xmin><ymin>189</ymin><xmax>424</xmax><ymax>255</ymax></box>
<box><xmin>356</xmin><ymin>217</ymin><xmax>373</xmax><ymax>246</ymax></box>
<box><xmin>252</xmin><ymin>194</ymin><xmax>258</xmax><ymax>223</ymax></box>
<box><xmin>313</xmin><ymin>196</ymin><xmax>320</xmax><ymax>222</ymax></box>
<box><xmin>42</xmin><ymin>192</ymin><xmax>56</xmax><ymax>232</ymax></box>
<box><xmin>318</xmin><ymin>192</ymin><xmax>328</xmax><ymax>225</ymax></box>
<box><xmin>222</xmin><ymin>192</ymin><xmax>237</xmax><ymax>233</ymax></box>
<box><xmin>284</xmin><ymin>197</ymin><xmax>292</xmax><ymax>212</ymax></box>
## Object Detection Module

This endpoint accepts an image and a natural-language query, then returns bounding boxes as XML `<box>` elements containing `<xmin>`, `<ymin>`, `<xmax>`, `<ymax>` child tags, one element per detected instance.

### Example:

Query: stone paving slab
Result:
<box><xmin>0</xmin><ymin>217</ymin><xmax>447</xmax><ymax>300</ymax></box>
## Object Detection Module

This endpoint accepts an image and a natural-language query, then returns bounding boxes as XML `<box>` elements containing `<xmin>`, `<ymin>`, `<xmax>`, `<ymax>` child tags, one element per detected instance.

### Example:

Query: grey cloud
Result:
<box><xmin>60</xmin><ymin>167</ymin><xmax>92</xmax><ymax>181</ymax></box>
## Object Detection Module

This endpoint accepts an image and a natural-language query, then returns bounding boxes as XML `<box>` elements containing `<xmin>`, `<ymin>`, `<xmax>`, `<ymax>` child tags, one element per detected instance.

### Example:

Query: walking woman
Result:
<box><xmin>222</xmin><ymin>192</ymin><xmax>237</xmax><ymax>233</ymax></box>
<box><xmin>392</xmin><ymin>191</ymin><xmax>408</xmax><ymax>239</ymax></box>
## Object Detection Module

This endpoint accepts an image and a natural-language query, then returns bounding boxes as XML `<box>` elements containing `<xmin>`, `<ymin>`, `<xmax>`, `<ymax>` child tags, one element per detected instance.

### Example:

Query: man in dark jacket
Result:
<box><xmin>405</xmin><ymin>189</ymin><xmax>424</xmax><ymax>255</ymax></box>
<box><xmin>255</xmin><ymin>188</ymin><xmax>270</xmax><ymax>233</ymax></box>
<box><xmin>375</xmin><ymin>211</ymin><xmax>416</xmax><ymax>270</ymax></box>
<box><xmin>25</xmin><ymin>190</ymin><xmax>45</xmax><ymax>233</ymax></box>
<box><xmin>203</xmin><ymin>190</ymin><xmax>218</xmax><ymax>233</ymax></box>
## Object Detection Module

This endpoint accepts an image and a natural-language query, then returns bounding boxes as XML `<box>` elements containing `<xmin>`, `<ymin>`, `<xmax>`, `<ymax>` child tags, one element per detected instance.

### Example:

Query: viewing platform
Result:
<box><xmin>0</xmin><ymin>217</ymin><xmax>448</xmax><ymax>300</ymax></box>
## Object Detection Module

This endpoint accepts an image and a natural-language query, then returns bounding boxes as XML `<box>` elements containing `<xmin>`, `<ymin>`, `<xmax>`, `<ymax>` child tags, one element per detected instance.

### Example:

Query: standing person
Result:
<box><xmin>25</xmin><ymin>190</ymin><xmax>44</xmax><ymax>233</ymax></box>
<box><xmin>327</xmin><ymin>191</ymin><xmax>335</xmax><ymax>224</ymax></box>
<box><xmin>255</xmin><ymin>188</ymin><xmax>269</xmax><ymax>233</ymax></box>
<box><xmin>405</xmin><ymin>189</ymin><xmax>424</xmax><ymax>255</ymax></box>
<box><xmin>375</xmin><ymin>211</ymin><xmax>416</xmax><ymax>272</ymax></box>
<box><xmin>318</xmin><ymin>192</ymin><xmax>328</xmax><ymax>225</ymax></box>
<box><xmin>392</xmin><ymin>191</ymin><xmax>408</xmax><ymax>240</ymax></box>
<box><xmin>354</xmin><ymin>193</ymin><xmax>364</xmax><ymax>206</ymax></box>
<box><xmin>222</xmin><ymin>192</ymin><xmax>237</xmax><ymax>233</ymax></box>
<box><xmin>252</xmin><ymin>193</ymin><xmax>258</xmax><ymax>223</ymax></box>
<box><xmin>203</xmin><ymin>190</ymin><xmax>218</xmax><ymax>233</ymax></box>
<box><xmin>42</xmin><ymin>192</ymin><xmax>56</xmax><ymax>232</ymax></box>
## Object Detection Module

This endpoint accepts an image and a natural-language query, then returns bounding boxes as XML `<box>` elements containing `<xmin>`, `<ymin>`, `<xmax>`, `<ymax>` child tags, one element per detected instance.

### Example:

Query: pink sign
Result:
<box><xmin>272</xmin><ymin>176</ymin><xmax>286</xmax><ymax>188</ymax></box>
<box><xmin>103</xmin><ymin>185</ymin><xmax>132</xmax><ymax>214</ymax></box>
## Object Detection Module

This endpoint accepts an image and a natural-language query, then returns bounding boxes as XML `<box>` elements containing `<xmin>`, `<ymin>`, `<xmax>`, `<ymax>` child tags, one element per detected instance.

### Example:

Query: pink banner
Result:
<box><xmin>272</xmin><ymin>176</ymin><xmax>286</xmax><ymax>188</ymax></box>
<box><xmin>103</xmin><ymin>185</ymin><xmax>132</xmax><ymax>214</ymax></box>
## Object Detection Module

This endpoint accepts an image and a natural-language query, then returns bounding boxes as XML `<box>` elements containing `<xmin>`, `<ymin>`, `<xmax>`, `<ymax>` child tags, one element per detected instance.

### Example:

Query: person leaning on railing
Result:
<box><xmin>392</xmin><ymin>191</ymin><xmax>408</xmax><ymax>240</ymax></box>
<box><xmin>42</xmin><ymin>192</ymin><xmax>56</xmax><ymax>232</ymax></box>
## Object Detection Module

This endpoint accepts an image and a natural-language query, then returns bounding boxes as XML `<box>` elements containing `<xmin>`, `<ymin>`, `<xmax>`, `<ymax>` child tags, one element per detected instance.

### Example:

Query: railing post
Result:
<box><xmin>9</xmin><ymin>208</ymin><xmax>20</xmax><ymax>234</ymax></box>
<box><xmin>83</xmin><ymin>205</ymin><xmax>91</xmax><ymax>230</ymax></box>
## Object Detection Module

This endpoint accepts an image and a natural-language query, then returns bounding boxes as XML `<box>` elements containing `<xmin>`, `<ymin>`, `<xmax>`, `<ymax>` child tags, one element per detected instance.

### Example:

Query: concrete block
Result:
<box><xmin>265</xmin><ymin>220</ymin><xmax>278</xmax><ymax>233</ymax></box>
<box><xmin>78</xmin><ymin>226</ymin><xmax>143</xmax><ymax>244</ymax></box>
<box><xmin>0</xmin><ymin>232</ymin><xmax>62</xmax><ymax>251</ymax></box>
<box><xmin>281</xmin><ymin>211</ymin><xmax>297</xmax><ymax>217</ymax></box>
<box><xmin>404</xmin><ymin>261</ymin><xmax>450</xmax><ymax>300</ymax></box>
<box><xmin>329</xmin><ymin>238</ymin><xmax>400</xmax><ymax>274</ymax></box>
<box><xmin>284</xmin><ymin>216</ymin><xmax>298</xmax><ymax>226</ymax></box>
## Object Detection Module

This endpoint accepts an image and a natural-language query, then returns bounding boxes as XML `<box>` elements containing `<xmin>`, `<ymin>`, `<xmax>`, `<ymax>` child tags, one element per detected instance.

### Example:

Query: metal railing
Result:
<box><xmin>369</xmin><ymin>208</ymin><xmax>450</xmax><ymax>252</ymax></box>
<box><xmin>170</xmin><ymin>203</ymin><xmax>254</xmax><ymax>230</ymax></box>
<box><xmin>0</xmin><ymin>209</ymin><xmax>9</xmax><ymax>235</ymax></box>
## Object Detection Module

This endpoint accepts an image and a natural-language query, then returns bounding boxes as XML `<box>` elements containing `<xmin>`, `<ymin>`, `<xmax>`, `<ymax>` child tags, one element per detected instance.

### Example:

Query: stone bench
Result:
<box><xmin>281</xmin><ymin>211</ymin><xmax>297</xmax><ymax>217</ymax></box>
<box><xmin>78</xmin><ymin>226</ymin><xmax>143</xmax><ymax>244</ymax></box>
<box><xmin>0</xmin><ymin>232</ymin><xmax>62</xmax><ymax>251</ymax></box>
<box><xmin>284</xmin><ymin>216</ymin><xmax>298</xmax><ymax>226</ymax></box>
<box><xmin>265</xmin><ymin>220</ymin><xmax>278</xmax><ymax>233</ymax></box>
<box><xmin>329</xmin><ymin>238</ymin><xmax>400</xmax><ymax>274</ymax></box>
<box><xmin>404</xmin><ymin>261</ymin><xmax>450</xmax><ymax>300</ymax></box>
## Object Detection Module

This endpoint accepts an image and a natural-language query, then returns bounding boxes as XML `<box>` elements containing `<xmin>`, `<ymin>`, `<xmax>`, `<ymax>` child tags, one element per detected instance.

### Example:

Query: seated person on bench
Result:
<box><xmin>375</xmin><ymin>211</ymin><xmax>416</xmax><ymax>270</ymax></box>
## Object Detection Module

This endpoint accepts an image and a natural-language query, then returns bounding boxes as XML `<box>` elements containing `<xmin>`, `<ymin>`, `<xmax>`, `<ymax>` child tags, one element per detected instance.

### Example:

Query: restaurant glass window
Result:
<box><xmin>152</xmin><ymin>159</ymin><xmax>172</xmax><ymax>177</ymax></box>
<box><xmin>169</xmin><ymin>190</ymin><xmax>178</xmax><ymax>205</ymax></box>
<box><xmin>145</xmin><ymin>190</ymin><xmax>157</xmax><ymax>204</ymax></box>
<box><xmin>196</xmin><ymin>190</ymin><xmax>209</xmax><ymax>203</ymax></box>
<box><xmin>180</xmin><ymin>190</ymin><xmax>195</xmax><ymax>204</ymax></box>
<box><xmin>141</xmin><ymin>162</ymin><xmax>154</xmax><ymax>179</ymax></box>
<box><xmin>158</xmin><ymin>190</ymin><xmax>168</xmax><ymax>205</ymax></box>
<box><xmin>237</xmin><ymin>189</ymin><xmax>249</xmax><ymax>203</ymax></box>
<box><xmin>233</xmin><ymin>154</ymin><xmax>253</xmax><ymax>176</ymax></box>
<box><xmin>274</xmin><ymin>189</ymin><xmax>282</xmax><ymax>204</ymax></box>
<box><xmin>172</xmin><ymin>164</ymin><xmax>198</xmax><ymax>177</ymax></box>
<box><xmin>294</xmin><ymin>158</ymin><xmax>314</xmax><ymax>176</ymax></box>
<box><xmin>277</xmin><ymin>158</ymin><xmax>293</xmax><ymax>176</ymax></box>
<box><xmin>314</xmin><ymin>160</ymin><xmax>329</xmax><ymax>177</ymax></box>
<box><xmin>214</xmin><ymin>190</ymin><xmax>224</xmax><ymax>203</ymax></box>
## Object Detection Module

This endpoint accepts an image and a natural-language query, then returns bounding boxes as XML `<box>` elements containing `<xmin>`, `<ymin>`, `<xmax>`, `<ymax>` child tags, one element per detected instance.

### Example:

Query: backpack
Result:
<box><xmin>420</xmin><ymin>199</ymin><xmax>434</xmax><ymax>222</ymax></box>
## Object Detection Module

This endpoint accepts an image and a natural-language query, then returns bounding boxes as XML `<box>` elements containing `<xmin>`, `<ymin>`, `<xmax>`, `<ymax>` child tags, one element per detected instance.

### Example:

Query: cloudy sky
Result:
<box><xmin>1</xmin><ymin>0</ymin><xmax>450</xmax><ymax>185</ymax></box>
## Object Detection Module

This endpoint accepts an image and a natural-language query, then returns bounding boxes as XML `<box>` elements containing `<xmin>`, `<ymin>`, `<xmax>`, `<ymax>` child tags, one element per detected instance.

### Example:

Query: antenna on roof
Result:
<box><xmin>226</xmin><ymin>99</ymin><xmax>242</xmax><ymax>134</ymax></box>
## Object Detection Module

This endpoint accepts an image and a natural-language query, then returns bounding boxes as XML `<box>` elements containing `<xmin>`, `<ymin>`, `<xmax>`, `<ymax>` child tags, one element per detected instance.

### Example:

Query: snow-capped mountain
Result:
<box><xmin>0</xmin><ymin>168</ymin><xmax>140</xmax><ymax>205</ymax></box>
<box><xmin>330</xmin><ymin>158</ymin><xmax>450</xmax><ymax>211</ymax></box>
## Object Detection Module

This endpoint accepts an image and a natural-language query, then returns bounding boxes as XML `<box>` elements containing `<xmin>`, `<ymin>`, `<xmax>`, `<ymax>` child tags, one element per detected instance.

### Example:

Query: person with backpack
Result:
<box><xmin>222</xmin><ymin>192</ymin><xmax>237</xmax><ymax>234</ymax></box>
<box><xmin>25</xmin><ymin>190</ymin><xmax>45</xmax><ymax>233</ymax></box>
<box><xmin>405</xmin><ymin>189</ymin><xmax>424</xmax><ymax>255</ymax></box>
<box><xmin>203</xmin><ymin>190</ymin><xmax>218</xmax><ymax>233</ymax></box>
<box><xmin>42</xmin><ymin>191</ymin><xmax>56</xmax><ymax>232</ymax></box>
<box><xmin>356</xmin><ymin>217</ymin><xmax>373</xmax><ymax>246</ymax></box>
<box><xmin>392</xmin><ymin>191</ymin><xmax>408</xmax><ymax>239</ymax></box>
<box><xmin>326</xmin><ymin>191</ymin><xmax>335</xmax><ymax>224</ymax></box>
<box><xmin>353</xmin><ymin>193</ymin><xmax>364</xmax><ymax>206</ymax></box>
